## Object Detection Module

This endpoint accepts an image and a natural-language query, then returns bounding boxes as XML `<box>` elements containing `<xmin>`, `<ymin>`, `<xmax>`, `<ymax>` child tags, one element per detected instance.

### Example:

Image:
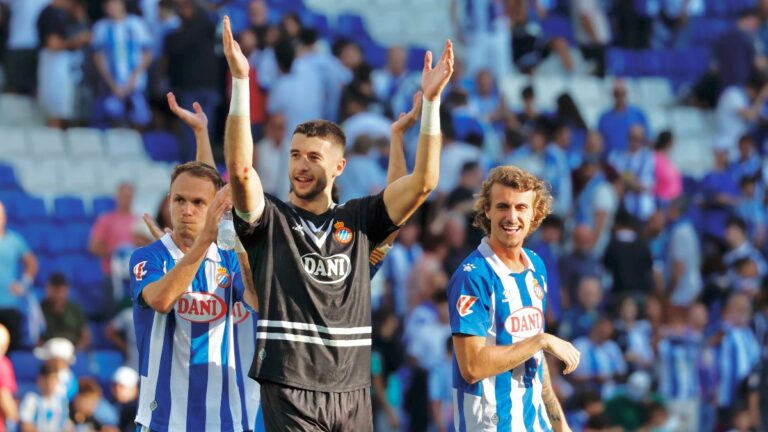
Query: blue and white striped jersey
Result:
<box><xmin>717</xmin><ymin>325</ymin><xmax>761</xmax><ymax>407</ymax></box>
<box><xmin>448</xmin><ymin>239</ymin><xmax>552</xmax><ymax>432</ymax></box>
<box><xmin>19</xmin><ymin>392</ymin><xmax>69</xmax><ymax>432</ymax></box>
<box><xmin>657</xmin><ymin>332</ymin><xmax>702</xmax><ymax>401</ymax></box>
<box><xmin>232</xmin><ymin>303</ymin><xmax>265</xmax><ymax>432</ymax></box>
<box><xmin>129</xmin><ymin>234</ymin><xmax>247</xmax><ymax>432</ymax></box>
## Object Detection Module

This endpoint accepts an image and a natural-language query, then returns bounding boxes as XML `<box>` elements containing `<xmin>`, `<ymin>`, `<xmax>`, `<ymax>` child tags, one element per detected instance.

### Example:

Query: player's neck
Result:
<box><xmin>171</xmin><ymin>231</ymin><xmax>195</xmax><ymax>253</ymax></box>
<box><xmin>289</xmin><ymin>193</ymin><xmax>333</xmax><ymax>215</ymax></box>
<box><xmin>487</xmin><ymin>237</ymin><xmax>527</xmax><ymax>273</ymax></box>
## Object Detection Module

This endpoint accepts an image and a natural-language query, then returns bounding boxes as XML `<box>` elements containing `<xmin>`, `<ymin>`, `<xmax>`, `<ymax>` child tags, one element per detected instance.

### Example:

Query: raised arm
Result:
<box><xmin>222</xmin><ymin>16</ymin><xmax>265</xmax><ymax>222</ymax></box>
<box><xmin>167</xmin><ymin>92</ymin><xmax>215</xmax><ymax>167</ymax></box>
<box><xmin>388</xmin><ymin>91</ymin><xmax>423</xmax><ymax>185</ymax></box>
<box><xmin>452</xmin><ymin>333</ymin><xmax>580</xmax><ymax>384</ymax></box>
<box><xmin>382</xmin><ymin>40</ymin><xmax>454</xmax><ymax>226</ymax></box>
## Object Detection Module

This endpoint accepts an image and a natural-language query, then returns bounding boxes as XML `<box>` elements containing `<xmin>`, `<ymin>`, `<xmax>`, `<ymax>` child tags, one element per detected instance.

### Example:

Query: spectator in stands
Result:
<box><xmin>509</xmin><ymin>0</ymin><xmax>573</xmax><ymax>73</ymax></box>
<box><xmin>468</xmin><ymin>69</ymin><xmax>506</xmax><ymax>127</ymax></box>
<box><xmin>428</xmin><ymin>337</ymin><xmax>454</xmax><ymax>432</ymax></box>
<box><xmin>253</xmin><ymin>113</ymin><xmax>287</xmax><ymax>197</ymax></box>
<box><xmin>89</xmin><ymin>183</ymin><xmax>137</xmax><ymax>309</ymax></box>
<box><xmin>451</xmin><ymin>0</ymin><xmax>512</xmax><ymax>79</ymax></box>
<box><xmin>406</xmin><ymin>289</ymin><xmax>451</xmax><ymax>371</ymax></box>
<box><xmin>33</xmin><ymin>338</ymin><xmax>77</xmax><ymax>401</ymax></box>
<box><xmin>664</xmin><ymin>197</ymin><xmax>703</xmax><ymax>306</ymax></box>
<box><xmin>652</xmin><ymin>130</ymin><xmax>682</xmax><ymax>208</ymax></box>
<box><xmin>723</xmin><ymin>217</ymin><xmax>767</xmax><ymax>281</ymax></box>
<box><xmin>716</xmin><ymin>73</ymin><xmax>768</xmax><ymax>156</ymax></box>
<box><xmin>36</xmin><ymin>0</ymin><xmax>91</xmax><ymax>128</ymax></box>
<box><xmin>730</xmin><ymin>134</ymin><xmax>762</xmax><ymax>182</ymax></box>
<box><xmin>700</xmin><ymin>148</ymin><xmax>740</xmax><ymax>252</ymax></box>
<box><xmin>656</xmin><ymin>306</ymin><xmax>703</xmax><ymax>431</ymax></box>
<box><xmin>341</xmin><ymin>91</ymin><xmax>391</xmax><ymax>150</ymax></box>
<box><xmin>0</xmin><ymin>200</ymin><xmax>38</xmax><ymax>352</ymax></box>
<box><xmin>608</xmin><ymin>125</ymin><xmax>656</xmax><ymax>222</ymax></box>
<box><xmin>613</xmin><ymin>296</ymin><xmax>653</xmax><ymax>373</ymax></box>
<box><xmin>69</xmin><ymin>377</ymin><xmax>111</xmax><ymax>431</ymax></box>
<box><xmin>92</xmin><ymin>0</ymin><xmax>153</xmax><ymax>127</ymax></box>
<box><xmin>371</xmin><ymin>308</ymin><xmax>402</xmax><ymax>432</ymax></box>
<box><xmin>332</xmin><ymin>37</ymin><xmax>363</xmax><ymax>72</ymax></box>
<box><xmin>3</xmin><ymin>0</ymin><xmax>48</xmax><ymax>94</ymax></box>
<box><xmin>104</xmin><ymin>305</ymin><xmax>136</xmax><ymax>371</ymax></box>
<box><xmin>603</xmin><ymin>211</ymin><xmax>654</xmax><ymax>297</ymax></box>
<box><xmin>735</xmin><ymin>176</ymin><xmax>767</xmax><ymax>249</ymax></box>
<box><xmin>558</xmin><ymin>276</ymin><xmax>604</xmax><ymax>342</ymax></box>
<box><xmin>716</xmin><ymin>293</ymin><xmax>761</xmax><ymax>419</ymax></box>
<box><xmin>372</xmin><ymin>46</ymin><xmax>411</xmax><ymax>116</ymax></box>
<box><xmin>378</xmin><ymin>218</ymin><xmax>422</xmax><ymax>318</ymax></box>
<box><xmin>574</xmin><ymin>154</ymin><xmax>618</xmax><ymax>257</ymax></box>
<box><xmin>652</xmin><ymin>0</ymin><xmax>704</xmax><ymax>49</ymax></box>
<box><xmin>436</xmin><ymin>112</ymin><xmax>482</xmax><ymax>197</ymax></box>
<box><xmin>712</xmin><ymin>8</ymin><xmax>764</xmax><ymax>93</ymax></box>
<box><xmin>40</xmin><ymin>273</ymin><xmax>88</xmax><ymax>349</ymax></box>
<box><xmin>19</xmin><ymin>362</ymin><xmax>69</xmax><ymax>432</ymax></box>
<box><xmin>0</xmin><ymin>324</ymin><xmax>18</xmax><ymax>431</ymax></box>
<box><xmin>572</xmin><ymin>318</ymin><xmax>627</xmax><ymax>397</ymax></box>
<box><xmin>164</xmin><ymin>0</ymin><xmax>220</xmax><ymax>160</ymax></box>
<box><xmin>611</xmin><ymin>0</ymin><xmax>652</xmax><ymax>49</ymax></box>
<box><xmin>559</xmin><ymin>224</ymin><xmax>602</xmax><ymax>303</ymax></box>
<box><xmin>571</xmin><ymin>0</ymin><xmax>611</xmax><ymax>77</ymax></box>
<box><xmin>110</xmin><ymin>366</ymin><xmax>138</xmax><ymax>432</ymax></box>
<box><xmin>598</xmin><ymin>79</ymin><xmax>649</xmax><ymax>154</ymax></box>
<box><xmin>337</xmin><ymin>135</ymin><xmax>387</xmax><ymax>202</ymax></box>
<box><xmin>516</xmin><ymin>85</ymin><xmax>541</xmax><ymax>134</ymax></box>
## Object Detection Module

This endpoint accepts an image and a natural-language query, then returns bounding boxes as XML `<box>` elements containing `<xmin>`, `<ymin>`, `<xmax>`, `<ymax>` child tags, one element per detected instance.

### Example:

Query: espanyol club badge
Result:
<box><xmin>216</xmin><ymin>266</ymin><xmax>232</xmax><ymax>288</ymax></box>
<box><xmin>333</xmin><ymin>221</ymin><xmax>353</xmax><ymax>244</ymax></box>
<box><xmin>532</xmin><ymin>277</ymin><xmax>545</xmax><ymax>300</ymax></box>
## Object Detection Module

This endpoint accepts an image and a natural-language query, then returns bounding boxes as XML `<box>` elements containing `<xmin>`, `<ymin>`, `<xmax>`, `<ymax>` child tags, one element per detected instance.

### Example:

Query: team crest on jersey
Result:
<box><xmin>333</xmin><ymin>221</ymin><xmax>353</xmax><ymax>244</ymax></box>
<box><xmin>504</xmin><ymin>306</ymin><xmax>544</xmax><ymax>338</ymax></box>
<box><xmin>532</xmin><ymin>277</ymin><xmax>546</xmax><ymax>300</ymax></box>
<box><xmin>231</xmin><ymin>301</ymin><xmax>250</xmax><ymax>325</ymax></box>
<box><xmin>216</xmin><ymin>266</ymin><xmax>231</xmax><ymax>288</ymax></box>
<box><xmin>176</xmin><ymin>292</ymin><xmax>227</xmax><ymax>323</ymax></box>
<box><xmin>133</xmin><ymin>261</ymin><xmax>147</xmax><ymax>281</ymax></box>
<box><xmin>456</xmin><ymin>295</ymin><xmax>478</xmax><ymax>317</ymax></box>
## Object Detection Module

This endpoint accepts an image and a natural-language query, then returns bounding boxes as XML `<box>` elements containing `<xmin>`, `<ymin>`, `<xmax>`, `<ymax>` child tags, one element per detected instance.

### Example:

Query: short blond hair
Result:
<box><xmin>472</xmin><ymin>166</ymin><xmax>553</xmax><ymax>236</ymax></box>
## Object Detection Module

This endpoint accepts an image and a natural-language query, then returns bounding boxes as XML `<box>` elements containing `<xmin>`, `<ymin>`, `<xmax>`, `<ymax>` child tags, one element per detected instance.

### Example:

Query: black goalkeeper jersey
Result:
<box><xmin>234</xmin><ymin>192</ymin><xmax>398</xmax><ymax>391</ymax></box>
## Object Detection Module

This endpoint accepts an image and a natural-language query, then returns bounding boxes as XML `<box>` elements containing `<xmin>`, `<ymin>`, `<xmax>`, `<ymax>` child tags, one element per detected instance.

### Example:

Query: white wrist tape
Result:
<box><xmin>420</xmin><ymin>96</ymin><xmax>440</xmax><ymax>135</ymax></box>
<box><xmin>229</xmin><ymin>77</ymin><xmax>250</xmax><ymax>116</ymax></box>
<box><xmin>234</xmin><ymin>199</ymin><xmax>264</xmax><ymax>224</ymax></box>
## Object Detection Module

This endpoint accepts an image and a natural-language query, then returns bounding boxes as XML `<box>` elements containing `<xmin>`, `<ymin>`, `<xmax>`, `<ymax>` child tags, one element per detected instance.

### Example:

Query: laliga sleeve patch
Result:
<box><xmin>133</xmin><ymin>261</ymin><xmax>148</xmax><ymax>281</ymax></box>
<box><xmin>456</xmin><ymin>295</ymin><xmax>478</xmax><ymax>317</ymax></box>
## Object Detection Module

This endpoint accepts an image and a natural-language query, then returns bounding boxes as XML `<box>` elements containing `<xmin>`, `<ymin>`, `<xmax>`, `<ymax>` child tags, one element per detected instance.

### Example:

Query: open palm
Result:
<box><xmin>167</xmin><ymin>92</ymin><xmax>207</xmax><ymax>132</ymax></box>
<box><xmin>421</xmin><ymin>40</ymin><xmax>454</xmax><ymax>102</ymax></box>
<box><xmin>391</xmin><ymin>91</ymin><xmax>423</xmax><ymax>135</ymax></box>
<box><xmin>222</xmin><ymin>16</ymin><xmax>250</xmax><ymax>79</ymax></box>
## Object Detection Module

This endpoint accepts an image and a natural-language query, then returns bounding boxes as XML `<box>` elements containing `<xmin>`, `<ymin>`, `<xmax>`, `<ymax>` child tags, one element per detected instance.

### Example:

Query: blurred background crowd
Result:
<box><xmin>1</xmin><ymin>0</ymin><xmax>768</xmax><ymax>431</ymax></box>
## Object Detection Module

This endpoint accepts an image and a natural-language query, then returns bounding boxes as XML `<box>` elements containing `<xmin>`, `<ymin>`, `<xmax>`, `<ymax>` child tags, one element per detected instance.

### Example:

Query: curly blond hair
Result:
<box><xmin>472</xmin><ymin>166</ymin><xmax>553</xmax><ymax>237</ymax></box>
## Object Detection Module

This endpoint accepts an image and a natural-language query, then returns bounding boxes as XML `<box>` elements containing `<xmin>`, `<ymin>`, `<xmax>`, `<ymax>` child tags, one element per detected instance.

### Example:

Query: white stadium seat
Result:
<box><xmin>66</xmin><ymin>128</ymin><xmax>104</xmax><ymax>158</ymax></box>
<box><xmin>0</xmin><ymin>127</ymin><xmax>28</xmax><ymax>159</ymax></box>
<box><xmin>27</xmin><ymin>127</ymin><xmax>66</xmax><ymax>157</ymax></box>
<box><xmin>104</xmin><ymin>128</ymin><xmax>146</xmax><ymax>160</ymax></box>
<box><xmin>0</xmin><ymin>94</ymin><xmax>45</xmax><ymax>127</ymax></box>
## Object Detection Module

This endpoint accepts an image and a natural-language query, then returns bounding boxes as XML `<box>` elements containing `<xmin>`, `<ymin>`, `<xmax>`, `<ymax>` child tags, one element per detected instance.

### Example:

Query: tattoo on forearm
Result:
<box><xmin>545</xmin><ymin>398</ymin><xmax>562</xmax><ymax>423</ymax></box>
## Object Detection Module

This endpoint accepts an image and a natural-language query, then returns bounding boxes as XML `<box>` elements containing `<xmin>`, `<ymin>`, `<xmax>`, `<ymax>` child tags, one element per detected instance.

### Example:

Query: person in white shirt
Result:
<box><xmin>716</xmin><ymin>75</ymin><xmax>768</xmax><ymax>159</ymax></box>
<box><xmin>3</xmin><ymin>0</ymin><xmax>48</xmax><ymax>94</ymax></box>
<box><xmin>571</xmin><ymin>0</ymin><xmax>611</xmax><ymax>76</ymax></box>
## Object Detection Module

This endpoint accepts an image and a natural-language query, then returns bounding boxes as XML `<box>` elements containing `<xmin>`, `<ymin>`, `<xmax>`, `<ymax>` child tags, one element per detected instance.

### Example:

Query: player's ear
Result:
<box><xmin>334</xmin><ymin>157</ymin><xmax>346</xmax><ymax>177</ymax></box>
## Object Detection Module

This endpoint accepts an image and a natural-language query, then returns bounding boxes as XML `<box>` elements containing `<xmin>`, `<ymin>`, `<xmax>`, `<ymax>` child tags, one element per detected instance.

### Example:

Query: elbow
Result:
<box><xmin>228</xmin><ymin>162</ymin><xmax>252</xmax><ymax>184</ymax></box>
<box><xmin>458</xmin><ymin>362</ymin><xmax>482</xmax><ymax>385</ymax></box>
<box><xmin>414</xmin><ymin>174</ymin><xmax>438</xmax><ymax>197</ymax></box>
<box><xmin>144</xmin><ymin>294</ymin><xmax>174</xmax><ymax>314</ymax></box>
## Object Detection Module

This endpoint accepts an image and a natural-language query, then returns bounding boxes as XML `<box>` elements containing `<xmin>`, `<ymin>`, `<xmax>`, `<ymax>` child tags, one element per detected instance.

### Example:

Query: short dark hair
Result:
<box><xmin>39</xmin><ymin>362</ymin><xmax>58</xmax><ymax>377</ymax></box>
<box><xmin>522</xmin><ymin>85</ymin><xmax>534</xmax><ymax>100</ymax></box>
<box><xmin>293</xmin><ymin>120</ymin><xmax>346</xmax><ymax>150</ymax></box>
<box><xmin>170</xmin><ymin>161</ymin><xmax>224</xmax><ymax>190</ymax></box>
<box><xmin>654</xmin><ymin>130</ymin><xmax>673</xmax><ymax>151</ymax></box>
<box><xmin>48</xmin><ymin>272</ymin><xmax>68</xmax><ymax>287</ymax></box>
<box><xmin>77</xmin><ymin>377</ymin><xmax>102</xmax><ymax>398</ymax></box>
<box><xmin>727</xmin><ymin>216</ymin><xmax>748</xmax><ymax>233</ymax></box>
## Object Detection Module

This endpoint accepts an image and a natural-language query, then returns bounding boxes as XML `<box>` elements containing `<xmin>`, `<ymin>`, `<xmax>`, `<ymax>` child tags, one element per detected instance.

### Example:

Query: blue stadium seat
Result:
<box><xmin>690</xmin><ymin>18</ymin><xmax>732</xmax><ymax>47</ymax></box>
<box><xmin>267</xmin><ymin>0</ymin><xmax>304</xmax><ymax>13</ymax></box>
<box><xmin>17</xmin><ymin>222</ymin><xmax>50</xmax><ymax>254</ymax></box>
<box><xmin>452</xmin><ymin>114</ymin><xmax>485</xmax><ymax>142</ymax></box>
<box><xmin>0</xmin><ymin>191</ymin><xmax>25</xmax><ymax>224</ymax></box>
<box><xmin>90</xmin><ymin>350</ymin><xmax>124</xmax><ymax>382</ymax></box>
<box><xmin>54</xmin><ymin>196</ymin><xmax>88</xmax><ymax>223</ymax></box>
<box><xmin>9</xmin><ymin>351</ymin><xmax>42</xmax><ymax>382</ymax></box>
<box><xmin>69</xmin><ymin>223</ymin><xmax>92</xmax><ymax>253</ymax></box>
<box><xmin>35</xmin><ymin>254</ymin><xmax>54</xmax><ymax>286</ymax></box>
<box><xmin>361</xmin><ymin>40</ymin><xmax>388</xmax><ymax>69</ymax></box>
<box><xmin>143</xmin><ymin>131</ymin><xmax>181</xmax><ymax>163</ymax></box>
<box><xmin>48</xmin><ymin>254</ymin><xmax>78</xmax><ymax>282</ymax></box>
<box><xmin>14</xmin><ymin>196</ymin><xmax>47</xmax><ymax>223</ymax></box>
<box><xmin>540</xmin><ymin>14</ymin><xmax>575</xmax><ymax>45</ymax></box>
<box><xmin>72</xmin><ymin>255</ymin><xmax>103</xmax><ymax>288</ymax></box>
<box><xmin>89</xmin><ymin>322</ymin><xmax>115</xmax><ymax>350</ymax></box>
<box><xmin>335</xmin><ymin>14</ymin><xmax>370</xmax><ymax>42</ymax></box>
<box><xmin>0</xmin><ymin>163</ymin><xmax>20</xmax><ymax>191</ymax></box>
<box><xmin>407</xmin><ymin>47</ymin><xmax>429</xmax><ymax>72</ymax></box>
<box><xmin>300</xmin><ymin>10</ymin><xmax>331</xmax><ymax>39</ymax></box>
<box><xmin>92</xmin><ymin>196</ymin><xmax>116</xmax><ymax>218</ymax></box>
<box><xmin>72</xmin><ymin>351</ymin><xmax>91</xmax><ymax>377</ymax></box>
<box><xmin>71</xmin><ymin>284</ymin><xmax>105</xmax><ymax>319</ymax></box>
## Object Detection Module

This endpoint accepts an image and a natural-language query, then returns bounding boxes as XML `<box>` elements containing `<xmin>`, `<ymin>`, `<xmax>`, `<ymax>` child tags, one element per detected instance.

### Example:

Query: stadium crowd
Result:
<box><xmin>1</xmin><ymin>0</ymin><xmax>768</xmax><ymax>431</ymax></box>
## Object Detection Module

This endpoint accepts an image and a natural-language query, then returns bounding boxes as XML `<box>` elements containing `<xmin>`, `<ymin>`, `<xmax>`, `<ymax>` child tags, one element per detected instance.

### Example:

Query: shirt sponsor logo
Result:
<box><xmin>333</xmin><ymin>221</ymin><xmax>353</xmax><ymax>244</ymax></box>
<box><xmin>504</xmin><ymin>306</ymin><xmax>544</xmax><ymax>338</ymax></box>
<box><xmin>176</xmin><ymin>292</ymin><xmax>227</xmax><ymax>323</ymax></box>
<box><xmin>231</xmin><ymin>301</ymin><xmax>250</xmax><ymax>325</ymax></box>
<box><xmin>133</xmin><ymin>261</ymin><xmax>147</xmax><ymax>281</ymax></box>
<box><xmin>301</xmin><ymin>253</ymin><xmax>351</xmax><ymax>284</ymax></box>
<box><xmin>456</xmin><ymin>295</ymin><xmax>478</xmax><ymax>317</ymax></box>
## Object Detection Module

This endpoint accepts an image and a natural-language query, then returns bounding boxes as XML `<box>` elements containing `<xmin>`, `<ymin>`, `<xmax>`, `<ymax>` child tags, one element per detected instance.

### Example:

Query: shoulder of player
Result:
<box><xmin>524</xmin><ymin>248</ymin><xmax>546</xmax><ymax>272</ymax></box>
<box><xmin>449</xmin><ymin>250</ymin><xmax>493</xmax><ymax>284</ymax></box>
<box><xmin>129</xmin><ymin>239</ymin><xmax>166</xmax><ymax>263</ymax></box>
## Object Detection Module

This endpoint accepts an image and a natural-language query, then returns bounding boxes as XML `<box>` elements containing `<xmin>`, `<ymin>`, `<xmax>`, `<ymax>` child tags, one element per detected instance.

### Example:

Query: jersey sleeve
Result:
<box><xmin>129</xmin><ymin>246</ymin><xmax>166</xmax><ymax>309</ymax></box>
<box><xmin>226</xmin><ymin>250</ymin><xmax>245</xmax><ymax>303</ymax></box>
<box><xmin>233</xmin><ymin>194</ymin><xmax>275</xmax><ymax>250</ymax></box>
<box><xmin>18</xmin><ymin>393</ymin><xmax>37</xmax><ymax>424</ymax></box>
<box><xmin>356</xmin><ymin>191</ymin><xmax>398</xmax><ymax>245</ymax></box>
<box><xmin>447</xmin><ymin>267</ymin><xmax>492</xmax><ymax>337</ymax></box>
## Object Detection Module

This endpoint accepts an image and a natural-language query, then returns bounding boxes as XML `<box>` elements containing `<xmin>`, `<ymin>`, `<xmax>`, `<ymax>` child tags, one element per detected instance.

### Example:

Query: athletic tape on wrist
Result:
<box><xmin>229</xmin><ymin>77</ymin><xmax>250</xmax><ymax>116</ymax></box>
<box><xmin>420</xmin><ymin>96</ymin><xmax>440</xmax><ymax>135</ymax></box>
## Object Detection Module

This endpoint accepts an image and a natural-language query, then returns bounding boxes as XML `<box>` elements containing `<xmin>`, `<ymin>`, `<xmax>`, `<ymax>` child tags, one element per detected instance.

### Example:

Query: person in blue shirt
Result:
<box><xmin>598</xmin><ymin>79</ymin><xmax>649</xmax><ymax>154</ymax></box>
<box><xmin>449</xmin><ymin>165</ymin><xmax>580</xmax><ymax>431</ymax></box>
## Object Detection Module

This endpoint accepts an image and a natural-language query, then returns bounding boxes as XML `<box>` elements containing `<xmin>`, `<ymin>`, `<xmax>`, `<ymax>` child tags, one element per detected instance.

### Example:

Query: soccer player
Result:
<box><xmin>129</xmin><ymin>162</ymin><xmax>257</xmax><ymax>432</ymax></box>
<box><xmin>221</xmin><ymin>14</ymin><xmax>453</xmax><ymax>430</ymax></box>
<box><xmin>448</xmin><ymin>166</ymin><xmax>580</xmax><ymax>432</ymax></box>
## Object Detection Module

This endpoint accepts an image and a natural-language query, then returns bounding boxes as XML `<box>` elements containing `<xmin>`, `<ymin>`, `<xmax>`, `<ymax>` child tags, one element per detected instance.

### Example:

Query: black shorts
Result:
<box><xmin>260</xmin><ymin>381</ymin><xmax>372</xmax><ymax>432</ymax></box>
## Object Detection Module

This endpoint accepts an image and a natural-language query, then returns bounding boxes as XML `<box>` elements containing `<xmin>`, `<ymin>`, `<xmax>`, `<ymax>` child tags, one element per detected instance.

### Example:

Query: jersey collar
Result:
<box><xmin>160</xmin><ymin>233</ymin><xmax>222</xmax><ymax>263</ymax></box>
<box><xmin>477</xmin><ymin>237</ymin><xmax>533</xmax><ymax>277</ymax></box>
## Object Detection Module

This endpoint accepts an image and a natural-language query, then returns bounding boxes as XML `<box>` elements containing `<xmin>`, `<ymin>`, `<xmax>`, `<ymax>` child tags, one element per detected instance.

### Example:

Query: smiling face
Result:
<box><xmin>485</xmin><ymin>184</ymin><xmax>536</xmax><ymax>250</ymax></box>
<box><xmin>289</xmin><ymin>134</ymin><xmax>346</xmax><ymax>202</ymax></box>
<box><xmin>169</xmin><ymin>172</ymin><xmax>217</xmax><ymax>240</ymax></box>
